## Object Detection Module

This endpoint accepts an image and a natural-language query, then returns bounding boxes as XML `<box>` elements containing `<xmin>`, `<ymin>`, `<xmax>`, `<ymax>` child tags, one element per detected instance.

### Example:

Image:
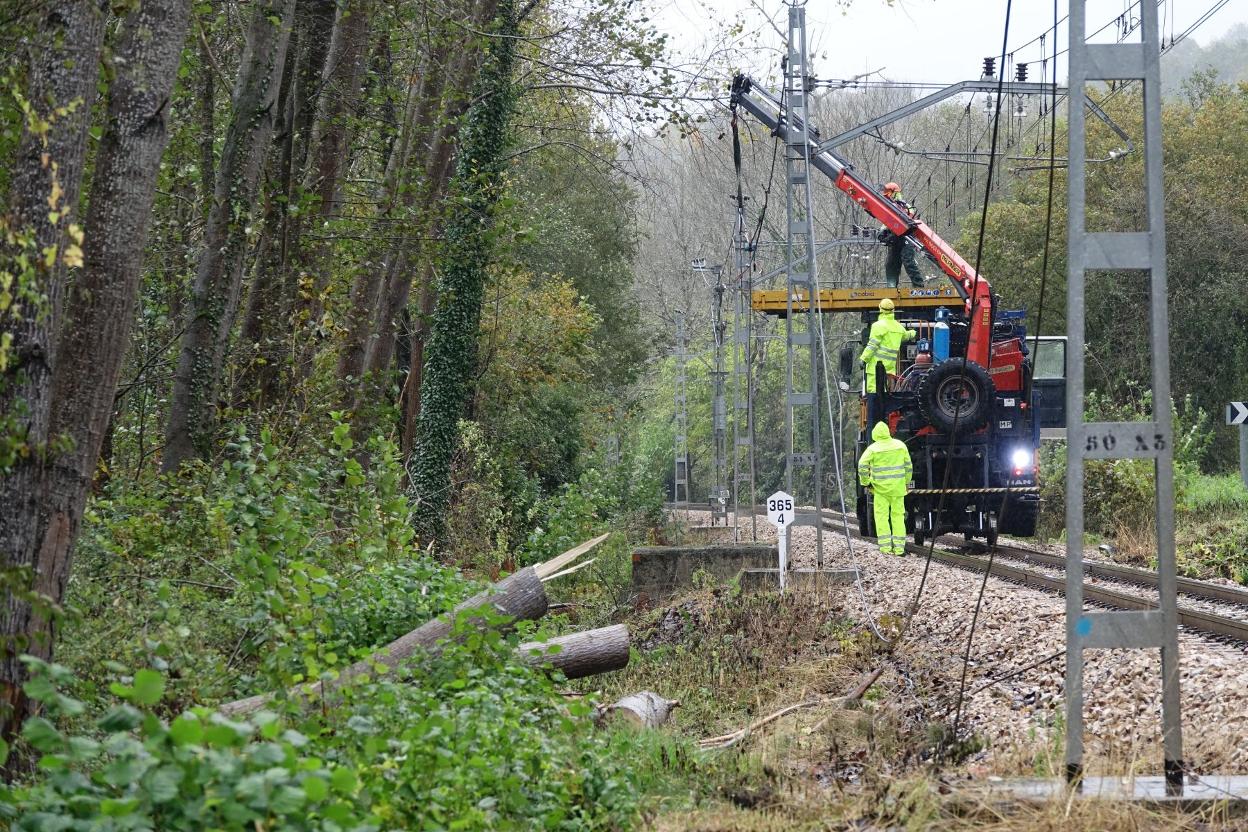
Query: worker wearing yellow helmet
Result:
<box><xmin>859</xmin><ymin>297</ymin><xmax>917</xmax><ymax>426</ymax></box>
<box><xmin>858</xmin><ymin>419</ymin><xmax>914</xmax><ymax>556</ymax></box>
<box><xmin>878</xmin><ymin>182</ymin><xmax>924</xmax><ymax>288</ymax></box>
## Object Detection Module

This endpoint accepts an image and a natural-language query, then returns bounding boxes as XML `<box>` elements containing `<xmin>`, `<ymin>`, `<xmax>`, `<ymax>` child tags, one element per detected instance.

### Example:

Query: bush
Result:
<box><xmin>1034</xmin><ymin>391</ymin><xmax>1214</xmax><ymax>543</ymax></box>
<box><xmin>61</xmin><ymin>419</ymin><xmax>474</xmax><ymax>708</ymax></box>
<box><xmin>3</xmin><ymin>617</ymin><xmax>663</xmax><ymax>830</ymax></box>
<box><xmin>1</xmin><ymin>658</ymin><xmax>374</xmax><ymax>831</ymax></box>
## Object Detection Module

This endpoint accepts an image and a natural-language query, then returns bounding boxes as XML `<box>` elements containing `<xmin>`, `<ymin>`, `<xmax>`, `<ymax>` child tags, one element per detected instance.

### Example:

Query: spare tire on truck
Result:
<box><xmin>918</xmin><ymin>359</ymin><xmax>995</xmax><ymax>435</ymax></box>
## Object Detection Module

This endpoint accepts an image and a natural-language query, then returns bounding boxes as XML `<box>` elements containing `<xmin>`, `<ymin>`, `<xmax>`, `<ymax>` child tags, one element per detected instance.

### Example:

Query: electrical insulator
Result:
<box><xmin>983</xmin><ymin>95</ymin><xmax>995</xmax><ymax>115</ymax></box>
<box><xmin>1015</xmin><ymin>101</ymin><xmax>1026</xmax><ymax>118</ymax></box>
<box><xmin>982</xmin><ymin>57</ymin><xmax>996</xmax><ymax>79</ymax></box>
<box><xmin>1015</xmin><ymin>63</ymin><xmax>1028</xmax><ymax>83</ymax></box>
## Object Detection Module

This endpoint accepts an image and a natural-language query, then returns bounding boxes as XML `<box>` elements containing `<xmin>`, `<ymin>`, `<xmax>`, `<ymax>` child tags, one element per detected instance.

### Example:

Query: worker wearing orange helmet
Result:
<box><xmin>878</xmin><ymin>182</ymin><xmax>924</xmax><ymax>288</ymax></box>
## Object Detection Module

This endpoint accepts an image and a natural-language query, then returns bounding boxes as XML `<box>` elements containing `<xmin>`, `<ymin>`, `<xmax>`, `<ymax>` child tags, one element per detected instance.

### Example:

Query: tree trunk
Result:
<box><xmin>362</xmin><ymin>0</ymin><xmax>500</xmax><ymax>392</ymax></box>
<box><xmin>0</xmin><ymin>0</ymin><xmax>108</xmax><ymax>757</ymax></box>
<box><xmin>337</xmin><ymin>0</ymin><xmax>502</xmax><ymax>427</ymax></box>
<box><xmin>517</xmin><ymin>625</ymin><xmax>630</xmax><ymax>680</ymax></box>
<box><xmin>219</xmin><ymin>564</ymin><xmax>548</xmax><ymax>717</ymax></box>
<box><xmin>38</xmin><ymin>0</ymin><xmax>193</xmax><ymax>663</ymax></box>
<box><xmin>196</xmin><ymin>22</ymin><xmax>216</xmax><ymax>210</ymax></box>
<box><xmin>400</xmin><ymin>265</ymin><xmax>436</xmax><ymax>458</ymax></box>
<box><xmin>162</xmin><ymin>0</ymin><xmax>297</xmax><ymax>471</ymax></box>
<box><xmin>284</xmin><ymin>0</ymin><xmax>372</xmax><ymax>382</ymax></box>
<box><xmin>236</xmin><ymin>0</ymin><xmax>335</xmax><ymax>406</ymax></box>
<box><xmin>409</xmin><ymin>0</ymin><xmax>517</xmax><ymax>542</ymax></box>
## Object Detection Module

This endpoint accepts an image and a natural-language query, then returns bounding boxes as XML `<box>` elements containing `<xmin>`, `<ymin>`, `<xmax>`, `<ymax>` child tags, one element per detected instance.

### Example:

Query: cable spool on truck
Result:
<box><xmin>731</xmin><ymin>74</ymin><xmax>1067</xmax><ymax>547</ymax></box>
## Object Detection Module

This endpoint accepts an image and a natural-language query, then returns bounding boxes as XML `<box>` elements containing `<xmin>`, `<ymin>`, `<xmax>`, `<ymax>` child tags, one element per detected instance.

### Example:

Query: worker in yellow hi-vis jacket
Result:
<box><xmin>858</xmin><ymin>420</ymin><xmax>913</xmax><ymax>556</ymax></box>
<box><xmin>859</xmin><ymin>297</ymin><xmax>916</xmax><ymax>427</ymax></box>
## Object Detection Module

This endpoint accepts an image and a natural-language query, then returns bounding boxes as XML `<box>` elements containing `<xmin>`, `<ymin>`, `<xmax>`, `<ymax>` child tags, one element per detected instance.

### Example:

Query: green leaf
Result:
<box><xmin>302</xmin><ymin>774</ymin><xmax>328</xmax><ymax>802</ymax></box>
<box><xmin>169</xmin><ymin>714</ymin><xmax>204</xmax><ymax>746</ymax></box>
<box><xmin>22</xmin><ymin>717</ymin><xmax>62</xmax><ymax>752</ymax></box>
<box><xmin>329</xmin><ymin>766</ymin><xmax>357</xmax><ymax>795</ymax></box>
<box><xmin>98</xmin><ymin>704</ymin><xmax>143</xmax><ymax>733</ymax></box>
<box><xmin>270</xmin><ymin>785</ymin><xmax>306</xmax><ymax>814</ymax></box>
<box><xmin>22</xmin><ymin>674</ymin><xmax>57</xmax><ymax>704</ymax></box>
<box><xmin>100</xmin><ymin>797</ymin><xmax>140</xmax><ymax>817</ymax></box>
<box><xmin>132</xmin><ymin>669</ymin><xmax>165</xmax><ymax>706</ymax></box>
<box><xmin>143</xmin><ymin>764</ymin><xmax>182</xmax><ymax>803</ymax></box>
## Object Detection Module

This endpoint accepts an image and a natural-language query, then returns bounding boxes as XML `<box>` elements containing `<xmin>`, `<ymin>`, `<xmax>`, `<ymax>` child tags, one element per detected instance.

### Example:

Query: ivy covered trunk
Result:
<box><xmin>409</xmin><ymin>0</ymin><xmax>517</xmax><ymax>542</ymax></box>
<box><xmin>0</xmin><ymin>0</ymin><xmax>108</xmax><ymax>756</ymax></box>
<box><xmin>162</xmin><ymin>0</ymin><xmax>296</xmax><ymax>472</ymax></box>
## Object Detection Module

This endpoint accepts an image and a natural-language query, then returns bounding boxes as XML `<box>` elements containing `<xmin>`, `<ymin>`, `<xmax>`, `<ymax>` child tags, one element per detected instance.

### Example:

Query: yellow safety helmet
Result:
<box><xmin>879</xmin><ymin>298</ymin><xmax>895</xmax><ymax>312</ymax></box>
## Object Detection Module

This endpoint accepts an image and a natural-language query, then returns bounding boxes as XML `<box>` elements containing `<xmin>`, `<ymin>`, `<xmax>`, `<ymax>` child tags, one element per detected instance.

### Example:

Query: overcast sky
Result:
<box><xmin>651</xmin><ymin>0</ymin><xmax>1248</xmax><ymax>88</ymax></box>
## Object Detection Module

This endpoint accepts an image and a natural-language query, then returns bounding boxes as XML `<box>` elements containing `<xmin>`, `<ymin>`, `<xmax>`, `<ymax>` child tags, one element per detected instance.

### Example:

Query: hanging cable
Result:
<box><xmin>941</xmin><ymin>0</ymin><xmax>1017</xmax><ymax>759</ymax></box>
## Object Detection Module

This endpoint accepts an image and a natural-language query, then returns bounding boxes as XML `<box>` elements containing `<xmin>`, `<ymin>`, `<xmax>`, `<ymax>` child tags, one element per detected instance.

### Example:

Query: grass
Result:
<box><xmin>1036</xmin><ymin>464</ymin><xmax>1248</xmax><ymax>585</ymax></box>
<box><xmin>589</xmin><ymin>576</ymin><xmax>1247</xmax><ymax>830</ymax></box>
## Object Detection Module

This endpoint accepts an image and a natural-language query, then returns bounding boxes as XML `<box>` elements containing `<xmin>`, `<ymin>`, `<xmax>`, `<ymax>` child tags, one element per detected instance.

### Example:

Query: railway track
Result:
<box><xmin>815</xmin><ymin>512</ymin><xmax>1248</xmax><ymax>644</ymax></box>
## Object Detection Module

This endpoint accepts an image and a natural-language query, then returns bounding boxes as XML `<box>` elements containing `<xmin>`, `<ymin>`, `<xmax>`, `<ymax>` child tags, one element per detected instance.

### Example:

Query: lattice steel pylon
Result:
<box><xmin>731</xmin><ymin>204</ymin><xmax>757</xmax><ymax>541</ymax></box>
<box><xmin>782</xmin><ymin>4</ymin><xmax>823</xmax><ymax>564</ymax></box>
<box><xmin>1065</xmin><ymin>0</ymin><xmax>1182</xmax><ymax>788</ymax></box>
<box><xmin>673</xmin><ymin>311</ymin><xmax>690</xmax><ymax>523</ymax></box>
<box><xmin>709</xmin><ymin>267</ymin><xmax>729</xmax><ymax>525</ymax></box>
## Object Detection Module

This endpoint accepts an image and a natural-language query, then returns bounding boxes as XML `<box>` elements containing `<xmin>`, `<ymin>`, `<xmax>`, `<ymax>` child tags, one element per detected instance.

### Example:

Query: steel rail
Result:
<box><xmin>666</xmin><ymin>504</ymin><xmax>1248</xmax><ymax>637</ymax></box>
<box><xmin>968</xmin><ymin>541</ymin><xmax>1248</xmax><ymax>609</ymax></box>
<box><xmin>914</xmin><ymin>545</ymin><xmax>1248</xmax><ymax>643</ymax></box>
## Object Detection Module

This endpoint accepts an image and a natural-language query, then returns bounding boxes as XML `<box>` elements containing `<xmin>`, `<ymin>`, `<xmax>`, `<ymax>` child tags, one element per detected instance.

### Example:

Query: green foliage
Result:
<box><xmin>2</xmin><ymin>658</ymin><xmax>373</xmax><ymax>831</ymax></box>
<box><xmin>1037</xmin><ymin>390</ymin><xmax>1215</xmax><ymax>540</ymax></box>
<box><xmin>62</xmin><ymin>418</ymin><xmax>472</xmax><ymax>707</ymax></box>
<box><xmin>5</xmin><ymin>624</ymin><xmax>669</xmax><ymax>829</ymax></box>
<box><xmin>976</xmin><ymin>76</ymin><xmax>1248</xmax><ymax>469</ymax></box>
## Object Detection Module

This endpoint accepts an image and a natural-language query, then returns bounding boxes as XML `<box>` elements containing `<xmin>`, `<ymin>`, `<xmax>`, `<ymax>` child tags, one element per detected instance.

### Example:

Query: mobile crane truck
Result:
<box><xmin>731</xmin><ymin>74</ymin><xmax>1066</xmax><ymax>547</ymax></box>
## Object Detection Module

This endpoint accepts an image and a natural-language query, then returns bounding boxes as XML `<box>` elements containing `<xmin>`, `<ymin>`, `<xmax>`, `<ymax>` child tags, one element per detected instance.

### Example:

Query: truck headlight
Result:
<box><xmin>1010</xmin><ymin>448</ymin><xmax>1033</xmax><ymax>471</ymax></box>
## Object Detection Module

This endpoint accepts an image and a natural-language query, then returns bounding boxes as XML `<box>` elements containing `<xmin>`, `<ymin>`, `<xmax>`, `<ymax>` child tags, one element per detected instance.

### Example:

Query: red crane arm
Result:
<box><xmin>834</xmin><ymin>167</ymin><xmax>992</xmax><ymax>367</ymax></box>
<box><xmin>730</xmin><ymin>74</ymin><xmax>993</xmax><ymax>368</ymax></box>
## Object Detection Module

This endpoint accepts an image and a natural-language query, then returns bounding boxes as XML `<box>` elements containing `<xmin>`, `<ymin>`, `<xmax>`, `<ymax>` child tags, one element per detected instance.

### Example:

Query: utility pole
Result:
<box><xmin>700</xmin><ymin>261</ymin><xmax>730</xmax><ymax>525</ymax></box>
<box><xmin>673</xmin><ymin>310</ymin><xmax>690</xmax><ymax>533</ymax></box>
<box><xmin>782</xmin><ymin>3</ymin><xmax>823</xmax><ymax>565</ymax></box>
<box><xmin>732</xmin><ymin>203</ymin><xmax>757</xmax><ymax>540</ymax></box>
<box><xmin>1065</xmin><ymin>0</ymin><xmax>1183</xmax><ymax>790</ymax></box>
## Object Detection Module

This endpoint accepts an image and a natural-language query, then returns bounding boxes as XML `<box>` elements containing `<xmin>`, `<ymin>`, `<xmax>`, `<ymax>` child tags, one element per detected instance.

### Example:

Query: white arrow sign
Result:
<box><xmin>766</xmin><ymin>490</ymin><xmax>794</xmax><ymax>590</ymax></box>
<box><xmin>1228</xmin><ymin>402</ymin><xmax>1248</xmax><ymax>426</ymax></box>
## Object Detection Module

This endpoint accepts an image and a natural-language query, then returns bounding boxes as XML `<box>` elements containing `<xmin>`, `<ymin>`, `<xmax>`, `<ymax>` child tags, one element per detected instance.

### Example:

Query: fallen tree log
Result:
<box><xmin>517</xmin><ymin>624</ymin><xmax>629</xmax><ymax>680</ymax></box>
<box><xmin>219</xmin><ymin>566</ymin><xmax>549</xmax><ymax>717</ymax></box>
<box><xmin>602</xmin><ymin>691</ymin><xmax>680</xmax><ymax>728</ymax></box>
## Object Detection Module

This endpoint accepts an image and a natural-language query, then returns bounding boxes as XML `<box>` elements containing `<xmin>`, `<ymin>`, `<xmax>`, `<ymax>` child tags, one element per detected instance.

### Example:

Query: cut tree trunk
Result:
<box><xmin>162</xmin><ymin>0</ymin><xmax>296</xmax><ymax>471</ymax></box>
<box><xmin>219</xmin><ymin>564</ymin><xmax>548</xmax><ymax>717</ymax></box>
<box><xmin>517</xmin><ymin>624</ymin><xmax>629</xmax><ymax>680</ymax></box>
<box><xmin>603</xmin><ymin>691</ymin><xmax>680</xmax><ymax>729</ymax></box>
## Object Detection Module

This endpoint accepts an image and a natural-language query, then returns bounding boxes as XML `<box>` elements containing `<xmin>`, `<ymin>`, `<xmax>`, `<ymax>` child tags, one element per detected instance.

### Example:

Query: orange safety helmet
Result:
<box><xmin>883</xmin><ymin>182</ymin><xmax>901</xmax><ymax>195</ymax></box>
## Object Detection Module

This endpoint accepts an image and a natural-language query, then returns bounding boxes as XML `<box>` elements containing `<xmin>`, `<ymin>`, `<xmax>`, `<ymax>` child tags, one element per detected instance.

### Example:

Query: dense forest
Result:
<box><xmin>2</xmin><ymin>0</ymin><xmax>1248</xmax><ymax>825</ymax></box>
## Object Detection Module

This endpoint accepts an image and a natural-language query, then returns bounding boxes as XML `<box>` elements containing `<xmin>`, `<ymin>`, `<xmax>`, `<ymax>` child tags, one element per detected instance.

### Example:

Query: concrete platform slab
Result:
<box><xmin>739</xmin><ymin>567</ymin><xmax>861</xmax><ymax>593</ymax></box>
<box><xmin>631</xmin><ymin>544</ymin><xmax>774</xmax><ymax>606</ymax></box>
<box><xmin>971</xmin><ymin>775</ymin><xmax>1248</xmax><ymax>812</ymax></box>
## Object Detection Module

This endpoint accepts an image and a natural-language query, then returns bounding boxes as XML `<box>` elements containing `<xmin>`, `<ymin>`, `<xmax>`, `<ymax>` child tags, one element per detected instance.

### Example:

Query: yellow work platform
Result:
<box><xmin>752</xmin><ymin>285</ymin><xmax>963</xmax><ymax>314</ymax></box>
